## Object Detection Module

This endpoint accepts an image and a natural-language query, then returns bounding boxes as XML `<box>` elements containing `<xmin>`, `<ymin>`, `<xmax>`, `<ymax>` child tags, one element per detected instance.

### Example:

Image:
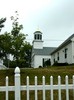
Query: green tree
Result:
<box><xmin>0</xmin><ymin>17</ymin><xmax>6</xmax><ymax>58</ymax></box>
<box><xmin>10</xmin><ymin>11</ymin><xmax>32</xmax><ymax>67</ymax></box>
<box><xmin>0</xmin><ymin>12</ymin><xmax>32</xmax><ymax>68</ymax></box>
<box><xmin>0</xmin><ymin>32</ymin><xmax>12</xmax><ymax>67</ymax></box>
<box><xmin>21</xmin><ymin>42</ymin><xmax>32</xmax><ymax>67</ymax></box>
<box><xmin>0</xmin><ymin>18</ymin><xmax>6</xmax><ymax>32</ymax></box>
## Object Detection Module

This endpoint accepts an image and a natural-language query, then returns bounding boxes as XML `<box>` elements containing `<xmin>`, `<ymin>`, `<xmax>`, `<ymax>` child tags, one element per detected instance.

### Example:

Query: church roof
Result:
<box><xmin>34</xmin><ymin>30</ymin><xmax>42</xmax><ymax>34</ymax></box>
<box><xmin>33</xmin><ymin>47</ymin><xmax>56</xmax><ymax>55</ymax></box>
<box><xmin>50</xmin><ymin>34</ymin><xmax>74</xmax><ymax>55</ymax></box>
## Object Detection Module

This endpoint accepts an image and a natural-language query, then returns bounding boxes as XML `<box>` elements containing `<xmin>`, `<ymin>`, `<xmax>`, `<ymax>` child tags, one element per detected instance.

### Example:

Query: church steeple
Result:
<box><xmin>32</xmin><ymin>30</ymin><xmax>43</xmax><ymax>49</ymax></box>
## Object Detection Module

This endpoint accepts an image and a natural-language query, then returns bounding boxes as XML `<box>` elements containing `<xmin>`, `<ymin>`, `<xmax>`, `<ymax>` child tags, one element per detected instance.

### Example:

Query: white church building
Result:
<box><xmin>31</xmin><ymin>30</ymin><xmax>56</xmax><ymax>68</ymax></box>
<box><xmin>50</xmin><ymin>34</ymin><xmax>74</xmax><ymax>65</ymax></box>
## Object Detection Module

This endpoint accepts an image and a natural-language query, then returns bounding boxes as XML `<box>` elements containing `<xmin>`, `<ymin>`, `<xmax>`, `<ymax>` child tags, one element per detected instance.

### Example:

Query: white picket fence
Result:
<box><xmin>0</xmin><ymin>67</ymin><xmax>74</xmax><ymax>100</ymax></box>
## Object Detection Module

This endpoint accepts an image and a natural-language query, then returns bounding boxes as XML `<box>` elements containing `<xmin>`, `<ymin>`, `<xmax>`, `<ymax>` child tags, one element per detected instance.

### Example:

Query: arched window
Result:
<box><xmin>40</xmin><ymin>35</ymin><xmax>42</xmax><ymax>40</ymax></box>
<box><xmin>38</xmin><ymin>34</ymin><xmax>39</xmax><ymax>39</ymax></box>
<box><xmin>34</xmin><ymin>34</ymin><xmax>36</xmax><ymax>39</ymax></box>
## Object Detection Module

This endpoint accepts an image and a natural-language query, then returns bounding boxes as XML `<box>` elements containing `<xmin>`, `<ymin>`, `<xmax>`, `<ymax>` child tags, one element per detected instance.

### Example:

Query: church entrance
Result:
<box><xmin>43</xmin><ymin>58</ymin><xmax>51</xmax><ymax>67</ymax></box>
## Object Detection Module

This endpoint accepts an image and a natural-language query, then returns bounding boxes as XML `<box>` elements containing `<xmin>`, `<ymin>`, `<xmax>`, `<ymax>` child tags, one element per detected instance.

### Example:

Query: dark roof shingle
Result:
<box><xmin>33</xmin><ymin>47</ymin><xmax>56</xmax><ymax>55</ymax></box>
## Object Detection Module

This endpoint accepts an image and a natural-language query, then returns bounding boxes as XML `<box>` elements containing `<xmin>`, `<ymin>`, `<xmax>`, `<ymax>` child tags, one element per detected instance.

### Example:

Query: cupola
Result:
<box><xmin>32</xmin><ymin>30</ymin><xmax>43</xmax><ymax>49</ymax></box>
<box><xmin>34</xmin><ymin>30</ymin><xmax>42</xmax><ymax>41</ymax></box>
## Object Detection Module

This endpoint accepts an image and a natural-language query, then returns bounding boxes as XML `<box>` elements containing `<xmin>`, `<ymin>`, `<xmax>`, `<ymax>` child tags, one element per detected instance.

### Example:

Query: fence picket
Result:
<box><xmin>50</xmin><ymin>76</ymin><xmax>53</xmax><ymax>100</ymax></box>
<box><xmin>58</xmin><ymin>76</ymin><xmax>61</xmax><ymax>100</ymax></box>
<box><xmin>6</xmin><ymin>76</ymin><xmax>8</xmax><ymax>100</ymax></box>
<box><xmin>35</xmin><ymin>76</ymin><xmax>37</xmax><ymax>100</ymax></box>
<box><xmin>65</xmin><ymin>75</ymin><xmax>69</xmax><ymax>100</ymax></box>
<box><xmin>73</xmin><ymin>75</ymin><xmax>74</xmax><ymax>100</ymax></box>
<box><xmin>42</xmin><ymin>76</ymin><xmax>45</xmax><ymax>100</ymax></box>
<box><xmin>27</xmin><ymin>76</ymin><xmax>29</xmax><ymax>100</ymax></box>
<box><xmin>15</xmin><ymin>67</ymin><xmax>21</xmax><ymax>100</ymax></box>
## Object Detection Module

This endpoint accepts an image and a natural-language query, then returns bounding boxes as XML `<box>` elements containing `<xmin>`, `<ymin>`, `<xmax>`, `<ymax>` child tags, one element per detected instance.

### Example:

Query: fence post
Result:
<box><xmin>15</xmin><ymin>67</ymin><xmax>21</xmax><ymax>100</ymax></box>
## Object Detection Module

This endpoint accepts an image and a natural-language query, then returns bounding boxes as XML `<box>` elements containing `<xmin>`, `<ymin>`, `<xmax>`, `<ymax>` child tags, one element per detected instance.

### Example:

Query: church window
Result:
<box><xmin>54</xmin><ymin>58</ymin><xmax>55</xmax><ymax>63</ymax></box>
<box><xmin>40</xmin><ymin>35</ymin><xmax>42</xmax><ymax>40</ymax></box>
<box><xmin>65</xmin><ymin>48</ymin><xmax>67</xmax><ymax>58</ymax></box>
<box><xmin>38</xmin><ymin>34</ymin><xmax>39</xmax><ymax>39</ymax></box>
<box><xmin>57</xmin><ymin>52</ymin><xmax>59</xmax><ymax>60</ymax></box>
<box><xmin>34</xmin><ymin>34</ymin><xmax>36</xmax><ymax>39</ymax></box>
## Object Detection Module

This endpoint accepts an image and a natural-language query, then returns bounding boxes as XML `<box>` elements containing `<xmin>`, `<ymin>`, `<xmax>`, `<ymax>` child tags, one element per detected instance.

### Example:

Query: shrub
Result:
<box><xmin>53</xmin><ymin>61</ymin><xmax>68</xmax><ymax>66</ymax></box>
<box><xmin>39</xmin><ymin>65</ymin><xmax>42</xmax><ymax>68</ymax></box>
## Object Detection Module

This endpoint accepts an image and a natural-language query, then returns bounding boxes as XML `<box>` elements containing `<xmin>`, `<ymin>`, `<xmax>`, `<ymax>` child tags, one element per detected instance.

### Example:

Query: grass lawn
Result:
<box><xmin>0</xmin><ymin>66</ymin><xmax>74</xmax><ymax>100</ymax></box>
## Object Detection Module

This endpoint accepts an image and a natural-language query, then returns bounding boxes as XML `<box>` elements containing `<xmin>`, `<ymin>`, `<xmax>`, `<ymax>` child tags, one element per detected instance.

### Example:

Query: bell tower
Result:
<box><xmin>32</xmin><ymin>30</ymin><xmax>43</xmax><ymax>49</ymax></box>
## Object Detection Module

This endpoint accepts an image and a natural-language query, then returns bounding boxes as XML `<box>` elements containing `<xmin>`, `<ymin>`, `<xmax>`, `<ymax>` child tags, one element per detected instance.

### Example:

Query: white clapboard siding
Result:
<box><xmin>0</xmin><ymin>67</ymin><xmax>74</xmax><ymax>100</ymax></box>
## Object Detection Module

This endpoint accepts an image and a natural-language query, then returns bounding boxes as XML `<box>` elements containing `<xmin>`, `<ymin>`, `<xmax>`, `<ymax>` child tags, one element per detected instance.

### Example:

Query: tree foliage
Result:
<box><xmin>0</xmin><ymin>11</ymin><xmax>32</xmax><ymax>68</ymax></box>
<box><xmin>0</xmin><ymin>17</ymin><xmax>6</xmax><ymax>58</ymax></box>
<box><xmin>0</xmin><ymin>32</ymin><xmax>12</xmax><ymax>56</ymax></box>
<box><xmin>10</xmin><ymin>11</ymin><xmax>32</xmax><ymax>67</ymax></box>
<box><xmin>11</xmin><ymin>11</ymin><xmax>23</xmax><ymax>36</ymax></box>
<box><xmin>0</xmin><ymin>18</ymin><xmax>6</xmax><ymax>32</ymax></box>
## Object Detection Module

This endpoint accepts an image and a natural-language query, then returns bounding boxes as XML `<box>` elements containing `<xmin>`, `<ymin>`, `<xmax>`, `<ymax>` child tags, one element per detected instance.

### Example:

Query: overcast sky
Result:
<box><xmin>0</xmin><ymin>0</ymin><xmax>74</xmax><ymax>47</ymax></box>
